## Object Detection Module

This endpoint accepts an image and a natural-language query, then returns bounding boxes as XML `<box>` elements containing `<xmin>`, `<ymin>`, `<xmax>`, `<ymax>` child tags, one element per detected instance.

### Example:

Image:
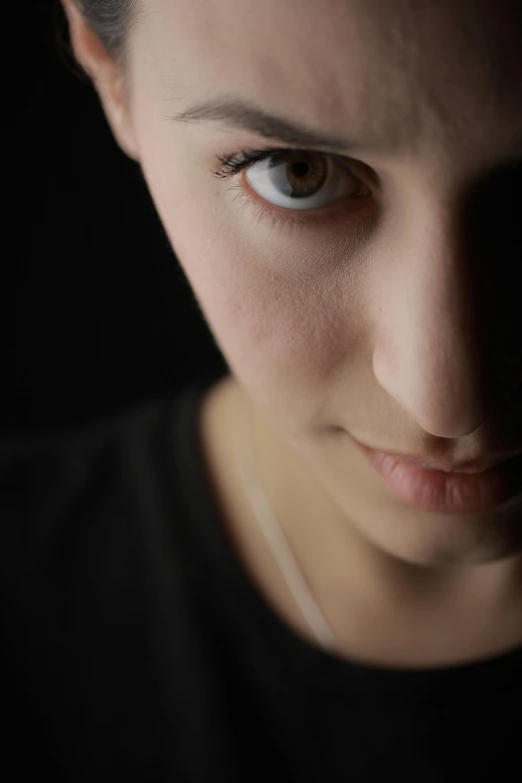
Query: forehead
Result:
<box><xmin>141</xmin><ymin>0</ymin><xmax>522</xmax><ymax>157</ymax></box>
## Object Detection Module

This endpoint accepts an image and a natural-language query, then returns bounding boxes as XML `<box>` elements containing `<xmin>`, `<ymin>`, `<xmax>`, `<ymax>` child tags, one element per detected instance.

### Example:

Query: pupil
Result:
<box><xmin>293</xmin><ymin>162</ymin><xmax>310</xmax><ymax>178</ymax></box>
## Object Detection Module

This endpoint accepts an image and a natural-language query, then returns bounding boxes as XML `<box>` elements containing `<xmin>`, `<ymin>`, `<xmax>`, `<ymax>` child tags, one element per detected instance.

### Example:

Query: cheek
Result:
<box><xmin>169</xmin><ymin>203</ymin><xmax>340</xmax><ymax>394</ymax></box>
<box><xmin>158</xmin><ymin>191</ymin><xmax>348</xmax><ymax>419</ymax></box>
<box><xmin>177</xmin><ymin>228</ymin><xmax>364</xmax><ymax>430</ymax></box>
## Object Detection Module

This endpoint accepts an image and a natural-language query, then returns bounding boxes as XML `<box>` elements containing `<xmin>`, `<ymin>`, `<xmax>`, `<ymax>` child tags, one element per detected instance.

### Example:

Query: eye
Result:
<box><xmin>210</xmin><ymin>147</ymin><xmax>375</xmax><ymax>230</ymax></box>
<box><xmin>243</xmin><ymin>149</ymin><xmax>371</xmax><ymax>210</ymax></box>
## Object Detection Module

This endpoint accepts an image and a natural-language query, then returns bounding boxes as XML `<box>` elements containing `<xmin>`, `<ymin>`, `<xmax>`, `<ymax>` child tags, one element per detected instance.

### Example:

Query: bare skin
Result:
<box><xmin>199</xmin><ymin>374</ymin><xmax>522</xmax><ymax>667</ymax></box>
<box><xmin>63</xmin><ymin>0</ymin><xmax>522</xmax><ymax>667</ymax></box>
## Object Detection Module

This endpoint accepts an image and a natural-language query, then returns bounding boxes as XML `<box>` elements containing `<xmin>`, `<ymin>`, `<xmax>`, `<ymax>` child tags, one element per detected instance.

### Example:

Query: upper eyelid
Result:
<box><xmin>245</xmin><ymin>146</ymin><xmax>375</xmax><ymax>181</ymax></box>
<box><xmin>259</xmin><ymin>146</ymin><xmax>359</xmax><ymax>166</ymax></box>
<box><xmin>278</xmin><ymin>147</ymin><xmax>377</xmax><ymax>182</ymax></box>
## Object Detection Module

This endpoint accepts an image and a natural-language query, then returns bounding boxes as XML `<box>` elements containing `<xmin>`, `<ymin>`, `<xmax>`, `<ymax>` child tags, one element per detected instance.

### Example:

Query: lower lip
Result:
<box><xmin>355</xmin><ymin>444</ymin><xmax>522</xmax><ymax>514</ymax></box>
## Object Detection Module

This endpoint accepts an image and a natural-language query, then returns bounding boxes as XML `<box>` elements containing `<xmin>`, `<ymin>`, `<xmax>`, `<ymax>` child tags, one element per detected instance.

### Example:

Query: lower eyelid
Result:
<box><xmin>231</xmin><ymin>178</ymin><xmax>375</xmax><ymax>231</ymax></box>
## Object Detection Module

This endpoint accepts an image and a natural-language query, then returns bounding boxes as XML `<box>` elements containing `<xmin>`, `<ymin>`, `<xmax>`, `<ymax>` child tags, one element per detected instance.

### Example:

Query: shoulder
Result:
<box><xmin>0</xmin><ymin>378</ymin><xmax>222</xmax><ymax>529</ymax></box>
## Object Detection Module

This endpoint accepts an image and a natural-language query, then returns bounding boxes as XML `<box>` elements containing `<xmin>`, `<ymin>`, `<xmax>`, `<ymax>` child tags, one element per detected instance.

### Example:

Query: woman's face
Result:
<box><xmin>87</xmin><ymin>0</ymin><xmax>522</xmax><ymax>566</ymax></box>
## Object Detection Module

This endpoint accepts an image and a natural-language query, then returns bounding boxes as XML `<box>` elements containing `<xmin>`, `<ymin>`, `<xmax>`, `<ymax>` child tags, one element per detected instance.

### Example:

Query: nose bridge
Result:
<box><xmin>372</xmin><ymin>198</ymin><xmax>509</xmax><ymax>438</ymax></box>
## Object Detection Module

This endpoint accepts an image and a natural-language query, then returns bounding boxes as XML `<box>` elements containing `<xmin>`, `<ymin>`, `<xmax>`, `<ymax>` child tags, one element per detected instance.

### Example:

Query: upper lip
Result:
<box><xmin>353</xmin><ymin>441</ymin><xmax>522</xmax><ymax>474</ymax></box>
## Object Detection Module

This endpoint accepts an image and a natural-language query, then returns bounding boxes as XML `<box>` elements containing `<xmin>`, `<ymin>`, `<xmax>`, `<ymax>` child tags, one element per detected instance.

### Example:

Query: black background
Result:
<box><xmin>4</xmin><ymin>0</ymin><xmax>226</xmax><ymax>435</ymax></box>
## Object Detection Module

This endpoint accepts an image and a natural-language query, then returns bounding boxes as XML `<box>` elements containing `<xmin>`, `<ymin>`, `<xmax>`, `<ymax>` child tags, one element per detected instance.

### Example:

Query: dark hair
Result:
<box><xmin>68</xmin><ymin>0</ymin><xmax>142</xmax><ymax>100</ymax></box>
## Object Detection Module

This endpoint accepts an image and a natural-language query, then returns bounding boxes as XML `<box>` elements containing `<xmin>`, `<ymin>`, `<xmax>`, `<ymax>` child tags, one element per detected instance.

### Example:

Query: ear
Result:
<box><xmin>61</xmin><ymin>0</ymin><xmax>140</xmax><ymax>161</ymax></box>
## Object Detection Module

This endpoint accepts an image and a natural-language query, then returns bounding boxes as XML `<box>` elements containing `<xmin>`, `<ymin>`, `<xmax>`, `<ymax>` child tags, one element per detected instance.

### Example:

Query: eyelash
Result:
<box><xmin>209</xmin><ymin>147</ymin><xmax>375</xmax><ymax>232</ymax></box>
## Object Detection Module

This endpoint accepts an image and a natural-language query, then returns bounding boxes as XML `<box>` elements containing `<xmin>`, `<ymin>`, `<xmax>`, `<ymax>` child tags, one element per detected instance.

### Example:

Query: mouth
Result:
<box><xmin>350</xmin><ymin>439</ymin><xmax>522</xmax><ymax>514</ymax></box>
<box><xmin>349</xmin><ymin>437</ymin><xmax>522</xmax><ymax>474</ymax></box>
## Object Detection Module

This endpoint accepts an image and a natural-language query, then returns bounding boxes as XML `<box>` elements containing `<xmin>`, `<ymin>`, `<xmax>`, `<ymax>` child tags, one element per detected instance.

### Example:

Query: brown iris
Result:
<box><xmin>280</xmin><ymin>151</ymin><xmax>329</xmax><ymax>198</ymax></box>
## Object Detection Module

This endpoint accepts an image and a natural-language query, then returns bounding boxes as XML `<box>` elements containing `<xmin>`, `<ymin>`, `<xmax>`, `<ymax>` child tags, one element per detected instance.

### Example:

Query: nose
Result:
<box><xmin>372</xmin><ymin>165</ymin><xmax>522</xmax><ymax>438</ymax></box>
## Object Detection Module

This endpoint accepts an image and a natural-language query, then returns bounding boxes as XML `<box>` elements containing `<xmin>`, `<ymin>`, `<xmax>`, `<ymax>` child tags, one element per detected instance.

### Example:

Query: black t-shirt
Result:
<box><xmin>2</xmin><ymin>376</ymin><xmax>521</xmax><ymax>782</ymax></box>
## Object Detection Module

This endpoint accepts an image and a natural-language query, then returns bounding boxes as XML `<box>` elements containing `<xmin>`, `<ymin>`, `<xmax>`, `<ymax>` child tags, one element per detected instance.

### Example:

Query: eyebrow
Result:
<box><xmin>164</xmin><ymin>97</ymin><xmax>375</xmax><ymax>153</ymax></box>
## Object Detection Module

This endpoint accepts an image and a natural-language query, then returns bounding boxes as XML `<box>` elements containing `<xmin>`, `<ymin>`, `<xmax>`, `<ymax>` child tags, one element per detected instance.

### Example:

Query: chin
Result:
<box><xmin>360</xmin><ymin>499</ymin><xmax>522</xmax><ymax>568</ymax></box>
